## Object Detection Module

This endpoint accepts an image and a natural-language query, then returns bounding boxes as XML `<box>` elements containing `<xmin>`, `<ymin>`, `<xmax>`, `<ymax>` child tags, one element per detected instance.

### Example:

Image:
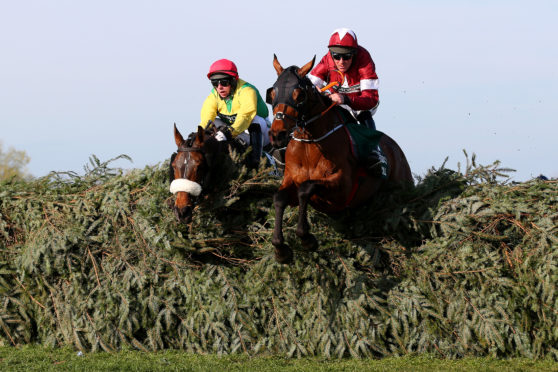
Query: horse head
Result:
<box><xmin>267</xmin><ymin>55</ymin><xmax>317</xmax><ymax>148</ymax></box>
<box><xmin>169</xmin><ymin>123</ymin><xmax>220</xmax><ymax>224</ymax></box>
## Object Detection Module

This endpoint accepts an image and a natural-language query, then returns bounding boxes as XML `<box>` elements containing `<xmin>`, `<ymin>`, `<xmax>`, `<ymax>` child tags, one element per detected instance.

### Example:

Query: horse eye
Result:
<box><xmin>293</xmin><ymin>88</ymin><xmax>306</xmax><ymax>103</ymax></box>
<box><xmin>293</xmin><ymin>89</ymin><xmax>305</xmax><ymax>103</ymax></box>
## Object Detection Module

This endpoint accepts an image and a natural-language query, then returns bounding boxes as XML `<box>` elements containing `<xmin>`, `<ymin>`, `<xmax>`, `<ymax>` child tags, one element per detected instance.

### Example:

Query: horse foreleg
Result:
<box><xmin>272</xmin><ymin>188</ymin><xmax>294</xmax><ymax>264</ymax></box>
<box><xmin>296</xmin><ymin>181</ymin><xmax>319</xmax><ymax>251</ymax></box>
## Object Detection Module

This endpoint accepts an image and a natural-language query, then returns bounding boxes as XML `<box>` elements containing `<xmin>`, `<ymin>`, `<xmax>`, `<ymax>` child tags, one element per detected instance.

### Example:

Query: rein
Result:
<box><xmin>291</xmin><ymin>123</ymin><xmax>344</xmax><ymax>143</ymax></box>
<box><xmin>274</xmin><ymin>101</ymin><xmax>337</xmax><ymax>129</ymax></box>
<box><xmin>272</xmin><ymin>87</ymin><xmax>339</xmax><ymax>143</ymax></box>
<box><xmin>270</xmin><ymin>66</ymin><xmax>337</xmax><ymax>130</ymax></box>
<box><xmin>270</xmin><ymin>67</ymin><xmax>348</xmax><ymax>145</ymax></box>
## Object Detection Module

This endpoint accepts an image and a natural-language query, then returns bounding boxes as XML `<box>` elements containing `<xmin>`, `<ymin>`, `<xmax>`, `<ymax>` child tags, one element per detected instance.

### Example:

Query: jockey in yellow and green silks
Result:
<box><xmin>199</xmin><ymin>59</ymin><xmax>269</xmax><ymax>169</ymax></box>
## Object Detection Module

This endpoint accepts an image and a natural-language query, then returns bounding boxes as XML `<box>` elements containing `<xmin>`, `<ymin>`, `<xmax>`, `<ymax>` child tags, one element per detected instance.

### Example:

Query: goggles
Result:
<box><xmin>211</xmin><ymin>78</ymin><xmax>232</xmax><ymax>88</ymax></box>
<box><xmin>331</xmin><ymin>52</ymin><xmax>354</xmax><ymax>61</ymax></box>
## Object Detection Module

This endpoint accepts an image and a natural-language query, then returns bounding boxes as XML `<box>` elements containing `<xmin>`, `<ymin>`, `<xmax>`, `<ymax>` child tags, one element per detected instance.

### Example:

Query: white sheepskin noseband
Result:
<box><xmin>169</xmin><ymin>179</ymin><xmax>202</xmax><ymax>196</ymax></box>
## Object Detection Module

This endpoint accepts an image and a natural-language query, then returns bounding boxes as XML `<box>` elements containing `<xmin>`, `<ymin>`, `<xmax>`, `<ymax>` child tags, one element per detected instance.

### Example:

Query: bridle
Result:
<box><xmin>268</xmin><ymin>67</ymin><xmax>339</xmax><ymax>142</ymax></box>
<box><xmin>169</xmin><ymin>136</ymin><xmax>209</xmax><ymax>199</ymax></box>
<box><xmin>172</xmin><ymin>145</ymin><xmax>205</xmax><ymax>180</ymax></box>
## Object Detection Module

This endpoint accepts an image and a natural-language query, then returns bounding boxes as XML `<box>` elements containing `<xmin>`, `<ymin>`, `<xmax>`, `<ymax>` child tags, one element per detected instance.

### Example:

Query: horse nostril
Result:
<box><xmin>174</xmin><ymin>205</ymin><xmax>192</xmax><ymax>224</ymax></box>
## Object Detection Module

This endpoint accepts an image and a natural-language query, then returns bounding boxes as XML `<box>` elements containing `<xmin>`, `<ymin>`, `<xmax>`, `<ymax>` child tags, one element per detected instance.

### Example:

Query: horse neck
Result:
<box><xmin>298</xmin><ymin>94</ymin><xmax>341</xmax><ymax>138</ymax></box>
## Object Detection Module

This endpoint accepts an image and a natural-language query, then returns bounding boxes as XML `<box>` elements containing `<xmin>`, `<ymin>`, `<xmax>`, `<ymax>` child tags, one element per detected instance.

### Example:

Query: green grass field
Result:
<box><xmin>1</xmin><ymin>346</ymin><xmax>557</xmax><ymax>372</ymax></box>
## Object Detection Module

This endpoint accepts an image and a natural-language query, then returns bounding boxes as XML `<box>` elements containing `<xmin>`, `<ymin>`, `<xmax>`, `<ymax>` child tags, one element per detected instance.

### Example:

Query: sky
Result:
<box><xmin>1</xmin><ymin>0</ymin><xmax>557</xmax><ymax>182</ymax></box>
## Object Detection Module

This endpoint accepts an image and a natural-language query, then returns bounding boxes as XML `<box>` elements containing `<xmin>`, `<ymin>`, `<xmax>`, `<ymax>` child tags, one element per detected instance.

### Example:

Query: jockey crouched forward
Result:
<box><xmin>200</xmin><ymin>58</ymin><xmax>270</xmax><ymax>169</ymax></box>
<box><xmin>308</xmin><ymin>28</ymin><xmax>385</xmax><ymax>177</ymax></box>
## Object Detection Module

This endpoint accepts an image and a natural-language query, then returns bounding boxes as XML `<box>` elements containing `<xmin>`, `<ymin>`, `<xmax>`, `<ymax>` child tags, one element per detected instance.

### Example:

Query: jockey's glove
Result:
<box><xmin>215</xmin><ymin>126</ymin><xmax>233</xmax><ymax>142</ymax></box>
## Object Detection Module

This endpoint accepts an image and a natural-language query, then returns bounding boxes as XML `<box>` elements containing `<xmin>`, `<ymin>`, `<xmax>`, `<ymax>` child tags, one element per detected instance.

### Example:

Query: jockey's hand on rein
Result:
<box><xmin>329</xmin><ymin>93</ymin><xmax>345</xmax><ymax>105</ymax></box>
<box><xmin>215</xmin><ymin>127</ymin><xmax>233</xmax><ymax>142</ymax></box>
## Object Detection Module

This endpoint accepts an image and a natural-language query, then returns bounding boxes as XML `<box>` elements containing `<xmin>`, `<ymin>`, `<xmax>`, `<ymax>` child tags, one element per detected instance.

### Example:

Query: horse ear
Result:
<box><xmin>297</xmin><ymin>56</ymin><xmax>315</xmax><ymax>77</ymax></box>
<box><xmin>197</xmin><ymin>125</ymin><xmax>205</xmax><ymax>142</ymax></box>
<box><xmin>174</xmin><ymin>123</ymin><xmax>185</xmax><ymax>147</ymax></box>
<box><xmin>273</xmin><ymin>54</ymin><xmax>284</xmax><ymax>76</ymax></box>
<box><xmin>266</xmin><ymin>87</ymin><xmax>275</xmax><ymax>104</ymax></box>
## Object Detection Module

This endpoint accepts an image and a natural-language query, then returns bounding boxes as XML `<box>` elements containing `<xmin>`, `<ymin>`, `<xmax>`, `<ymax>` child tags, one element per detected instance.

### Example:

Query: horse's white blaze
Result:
<box><xmin>169</xmin><ymin>178</ymin><xmax>202</xmax><ymax>196</ymax></box>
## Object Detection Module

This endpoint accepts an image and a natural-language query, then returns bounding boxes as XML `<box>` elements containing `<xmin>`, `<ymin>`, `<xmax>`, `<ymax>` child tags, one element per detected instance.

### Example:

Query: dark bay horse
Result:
<box><xmin>268</xmin><ymin>55</ymin><xmax>413</xmax><ymax>263</ymax></box>
<box><xmin>169</xmin><ymin>123</ymin><xmax>225</xmax><ymax>224</ymax></box>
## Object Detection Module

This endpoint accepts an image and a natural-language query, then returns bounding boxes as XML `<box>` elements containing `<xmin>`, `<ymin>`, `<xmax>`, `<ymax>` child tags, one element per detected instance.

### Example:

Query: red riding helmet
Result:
<box><xmin>207</xmin><ymin>59</ymin><xmax>239</xmax><ymax>79</ymax></box>
<box><xmin>328</xmin><ymin>28</ymin><xmax>358</xmax><ymax>50</ymax></box>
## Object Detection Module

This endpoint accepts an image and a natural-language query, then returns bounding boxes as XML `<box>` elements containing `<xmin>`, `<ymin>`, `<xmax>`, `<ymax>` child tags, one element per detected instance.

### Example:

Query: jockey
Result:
<box><xmin>200</xmin><ymin>58</ymin><xmax>270</xmax><ymax>169</ymax></box>
<box><xmin>309</xmin><ymin>28</ymin><xmax>379</xmax><ymax>129</ymax></box>
<box><xmin>308</xmin><ymin>28</ymin><xmax>383</xmax><ymax>177</ymax></box>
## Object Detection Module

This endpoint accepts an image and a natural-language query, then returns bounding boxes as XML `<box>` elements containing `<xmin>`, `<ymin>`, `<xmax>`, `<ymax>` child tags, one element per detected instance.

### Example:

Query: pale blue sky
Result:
<box><xmin>1</xmin><ymin>0</ymin><xmax>557</xmax><ymax>181</ymax></box>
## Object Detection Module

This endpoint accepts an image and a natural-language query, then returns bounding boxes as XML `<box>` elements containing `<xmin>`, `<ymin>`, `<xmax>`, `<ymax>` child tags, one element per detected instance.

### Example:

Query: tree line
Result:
<box><xmin>0</xmin><ymin>140</ymin><xmax>30</xmax><ymax>180</ymax></box>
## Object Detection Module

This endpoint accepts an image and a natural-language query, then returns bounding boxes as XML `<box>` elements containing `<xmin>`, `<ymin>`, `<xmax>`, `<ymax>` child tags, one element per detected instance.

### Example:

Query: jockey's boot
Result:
<box><xmin>356</xmin><ymin>111</ymin><xmax>376</xmax><ymax>130</ymax></box>
<box><xmin>365</xmin><ymin>146</ymin><xmax>384</xmax><ymax>178</ymax></box>
<box><xmin>248</xmin><ymin>124</ymin><xmax>263</xmax><ymax>169</ymax></box>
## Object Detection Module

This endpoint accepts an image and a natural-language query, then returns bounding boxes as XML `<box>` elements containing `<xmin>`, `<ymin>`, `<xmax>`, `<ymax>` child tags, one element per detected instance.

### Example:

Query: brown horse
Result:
<box><xmin>169</xmin><ymin>123</ymin><xmax>224</xmax><ymax>224</ymax></box>
<box><xmin>268</xmin><ymin>55</ymin><xmax>413</xmax><ymax>263</ymax></box>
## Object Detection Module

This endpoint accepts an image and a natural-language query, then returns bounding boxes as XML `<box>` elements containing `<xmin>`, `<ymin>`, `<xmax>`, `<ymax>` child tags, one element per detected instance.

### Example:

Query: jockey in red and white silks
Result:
<box><xmin>309</xmin><ymin>28</ymin><xmax>385</xmax><ymax>177</ymax></box>
<box><xmin>308</xmin><ymin>28</ymin><xmax>379</xmax><ymax>125</ymax></box>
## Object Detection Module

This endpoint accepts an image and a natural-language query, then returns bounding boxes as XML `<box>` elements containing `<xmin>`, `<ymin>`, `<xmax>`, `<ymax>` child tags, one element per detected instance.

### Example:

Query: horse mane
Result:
<box><xmin>289</xmin><ymin>66</ymin><xmax>332</xmax><ymax>108</ymax></box>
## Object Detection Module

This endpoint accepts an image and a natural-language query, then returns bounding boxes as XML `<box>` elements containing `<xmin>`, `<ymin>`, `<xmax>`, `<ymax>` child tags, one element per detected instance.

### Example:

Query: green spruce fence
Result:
<box><xmin>0</xmin><ymin>154</ymin><xmax>556</xmax><ymax>359</ymax></box>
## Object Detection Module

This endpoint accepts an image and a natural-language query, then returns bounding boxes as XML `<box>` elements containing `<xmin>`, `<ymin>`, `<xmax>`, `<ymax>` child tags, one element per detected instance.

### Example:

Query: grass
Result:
<box><xmin>1</xmin><ymin>346</ymin><xmax>557</xmax><ymax>371</ymax></box>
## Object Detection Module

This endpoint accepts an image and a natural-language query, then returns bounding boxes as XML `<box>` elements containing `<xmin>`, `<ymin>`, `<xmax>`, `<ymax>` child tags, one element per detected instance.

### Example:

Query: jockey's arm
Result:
<box><xmin>230</xmin><ymin>87</ymin><xmax>258</xmax><ymax>137</ymax></box>
<box><xmin>344</xmin><ymin>88</ymin><xmax>379</xmax><ymax>111</ymax></box>
<box><xmin>308</xmin><ymin>55</ymin><xmax>330</xmax><ymax>90</ymax></box>
<box><xmin>348</xmin><ymin>60</ymin><xmax>380</xmax><ymax>111</ymax></box>
<box><xmin>308</xmin><ymin>73</ymin><xmax>326</xmax><ymax>90</ymax></box>
<box><xmin>199</xmin><ymin>93</ymin><xmax>218</xmax><ymax>128</ymax></box>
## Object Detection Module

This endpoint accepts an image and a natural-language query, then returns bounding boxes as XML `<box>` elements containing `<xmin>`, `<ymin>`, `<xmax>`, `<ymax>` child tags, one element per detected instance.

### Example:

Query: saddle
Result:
<box><xmin>336</xmin><ymin>107</ymin><xmax>388</xmax><ymax>179</ymax></box>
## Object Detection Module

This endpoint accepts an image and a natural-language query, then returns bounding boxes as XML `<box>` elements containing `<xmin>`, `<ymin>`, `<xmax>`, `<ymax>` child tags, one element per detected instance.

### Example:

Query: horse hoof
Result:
<box><xmin>274</xmin><ymin>245</ymin><xmax>293</xmax><ymax>264</ymax></box>
<box><xmin>301</xmin><ymin>235</ymin><xmax>318</xmax><ymax>251</ymax></box>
